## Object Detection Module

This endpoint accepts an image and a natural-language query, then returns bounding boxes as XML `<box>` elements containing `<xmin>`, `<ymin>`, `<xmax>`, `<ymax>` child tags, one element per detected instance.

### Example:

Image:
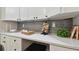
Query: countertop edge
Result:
<box><xmin>1</xmin><ymin>32</ymin><xmax>79</xmax><ymax>50</ymax></box>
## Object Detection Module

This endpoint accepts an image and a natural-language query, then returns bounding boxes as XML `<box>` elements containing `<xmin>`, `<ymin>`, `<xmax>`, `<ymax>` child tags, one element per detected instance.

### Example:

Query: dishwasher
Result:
<box><xmin>24</xmin><ymin>43</ymin><xmax>49</xmax><ymax>51</ymax></box>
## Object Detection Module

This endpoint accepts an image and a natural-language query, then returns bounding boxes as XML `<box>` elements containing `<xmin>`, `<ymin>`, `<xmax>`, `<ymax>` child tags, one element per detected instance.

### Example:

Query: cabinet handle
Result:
<box><xmin>17</xmin><ymin>18</ymin><xmax>21</xmax><ymax>21</ymax></box>
<box><xmin>14</xmin><ymin>40</ymin><xmax>16</xmax><ymax>42</ymax></box>
<box><xmin>3</xmin><ymin>37</ymin><xmax>6</xmax><ymax>39</ymax></box>
<box><xmin>36</xmin><ymin>17</ymin><xmax>38</xmax><ymax>19</ymax></box>
<box><xmin>45</xmin><ymin>15</ymin><xmax>48</xmax><ymax>17</ymax></box>
<box><xmin>3</xmin><ymin>41</ymin><xmax>6</xmax><ymax>43</ymax></box>
<box><xmin>14</xmin><ymin>49</ymin><xmax>16</xmax><ymax>51</ymax></box>
<box><xmin>34</xmin><ymin>17</ymin><xmax>35</xmax><ymax>19</ymax></box>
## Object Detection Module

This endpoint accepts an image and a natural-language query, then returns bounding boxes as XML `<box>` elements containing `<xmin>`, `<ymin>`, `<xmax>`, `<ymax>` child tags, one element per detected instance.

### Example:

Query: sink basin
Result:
<box><xmin>9</xmin><ymin>29</ymin><xmax>17</xmax><ymax>32</ymax></box>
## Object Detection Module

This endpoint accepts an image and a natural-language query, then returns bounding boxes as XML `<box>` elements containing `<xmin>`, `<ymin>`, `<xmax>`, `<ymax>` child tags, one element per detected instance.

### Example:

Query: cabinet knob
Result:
<box><xmin>3</xmin><ymin>37</ymin><xmax>6</xmax><ymax>39</ymax></box>
<box><xmin>45</xmin><ymin>15</ymin><xmax>48</xmax><ymax>17</ymax></box>
<box><xmin>34</xmin><ymin>17</ymin><xmax>35</xmax><ymax>19</ymax></box>
<box><xmin>3</xmin><ymin>41</ymin><xmax>6</xmax><ymax>43</ymax></box>
<box><xmin>36</xmin><ymin>17</ymin><xmax>38</xmax><ymax>19</ymax></box>
<box><xmin>17</xmin><ymin>18</ymin><xmax>21</xmax><ymax>21</ymax></box>
<box><xmin>14</xmin><ymin>49</ymin><xmax>16</xmax><ymax>51</ymax></box>
<box><xmin>14</xmin><ymin>40</ymin><xmax>16</xmax><ymax>42</ymax></box>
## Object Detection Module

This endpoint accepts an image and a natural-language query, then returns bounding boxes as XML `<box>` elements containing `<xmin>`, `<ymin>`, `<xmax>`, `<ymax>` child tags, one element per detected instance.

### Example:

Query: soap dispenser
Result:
<box><xmin>22</xmin><ymin>24</ymin><xmax>25</xmax><ymax>31</ymax></box>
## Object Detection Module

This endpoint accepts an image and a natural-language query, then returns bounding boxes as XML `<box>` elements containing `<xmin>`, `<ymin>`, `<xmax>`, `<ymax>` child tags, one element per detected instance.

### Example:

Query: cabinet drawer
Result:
<box><xmin>50</xmin><ymin>45</ymin><xmax>76</xmax><ymax>51</ymax></box>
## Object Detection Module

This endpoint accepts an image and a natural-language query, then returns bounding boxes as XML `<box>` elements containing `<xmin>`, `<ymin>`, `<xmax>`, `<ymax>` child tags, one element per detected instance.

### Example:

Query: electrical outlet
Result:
<box><xmin>52</xmin><ymin>22</ymin><xmax>56</xmax><ymax>27</ymax></box>
<box><xmin>22</xmin><ymin>24</ymin><xmax>25</xmax><ymax>28</ymax></box>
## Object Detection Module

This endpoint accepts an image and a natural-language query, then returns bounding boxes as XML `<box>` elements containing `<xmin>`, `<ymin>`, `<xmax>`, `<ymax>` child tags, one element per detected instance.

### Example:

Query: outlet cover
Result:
<box><xmin>52</xmin><ymin>22</ymin><xmax>56</xmax><ymax>27</ymax></box>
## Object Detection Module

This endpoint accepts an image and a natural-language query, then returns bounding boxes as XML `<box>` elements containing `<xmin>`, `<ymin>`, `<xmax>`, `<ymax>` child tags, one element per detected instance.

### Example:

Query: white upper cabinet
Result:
<box><xmin>45</xmin><ymin>7</ymin><xmax>60</xmax><ymax>18</ymax></box>
<box><xmin>0</xmin><ymin>7</ymin><xmax>61</xmax><ymax>21</ymax></box>
<box><xmin>20</xmin><ymin>7</ymin><xmax>60</xmax><ymax>21</ymax></box>
<box><xmin>62</xmin><ymin>7</ymin><xmax>79</xmax><ymax>13</ymax></box>
<box><xmin>28</xmin><ymin>7</ymin><xmax>45</xmax><ymax>20</ymax></box>
<box><xmin>20</xmin><ymin>7</ymin><xmax>29</xmax><ymax>20</ymax></box>
<box><xmin>20</xmin><ymin>7</ymin><xmax>45</xmax><ymax>20</ymax></box>
<box><xmin>1</xmin><ymin>7</ymin><xmax>79</xmax><ymax>21</ymax></box>
<box><xmin>0</xmin><ymin>7</ymin><xmax>19</xmax><ymax>21</ymax></box>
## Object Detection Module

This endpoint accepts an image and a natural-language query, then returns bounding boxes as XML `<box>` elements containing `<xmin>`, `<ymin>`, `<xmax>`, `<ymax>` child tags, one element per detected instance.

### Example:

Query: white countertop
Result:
<box><xmin>1</xmin><ymin>32</ymin><xmax>79</xmax><ymax>50</ymax></box>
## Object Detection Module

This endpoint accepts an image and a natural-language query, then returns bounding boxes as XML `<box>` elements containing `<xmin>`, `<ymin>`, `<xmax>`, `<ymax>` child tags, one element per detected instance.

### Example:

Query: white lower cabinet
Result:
<box><xmin>0</xmin><ymin>34</ymin><xmax>32</xmax><ymax>51</ymax></box>
<box><xmin>11</xmin><ymin>38</ymin><xmax>22</xmax><ymax>51</ymax></box>
<box><xmin>0</xmin><ymin>35</ymin><xmax>7</xmax><ymax>51</ymax></box>
<box><xmin>50</xmin><ymin>44</ymin><xmax>77</xmax><ymax>51</ymax></box>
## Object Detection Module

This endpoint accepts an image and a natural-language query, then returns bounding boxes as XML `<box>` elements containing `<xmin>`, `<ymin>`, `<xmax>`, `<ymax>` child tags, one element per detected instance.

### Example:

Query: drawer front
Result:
<box><xmin>1</xmin><ymin>35</ymin><xmax>7</xmax><ymax>41</ymax></box>
<box><xmin>50</xmin><ymin>45</ymin><xmax>76</xmax><ymax>51</ymax></box>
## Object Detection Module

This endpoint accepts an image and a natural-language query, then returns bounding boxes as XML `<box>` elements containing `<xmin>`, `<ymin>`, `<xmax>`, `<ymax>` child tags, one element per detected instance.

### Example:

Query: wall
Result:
<box><xmin>17</xmin><ymin>18</ymin><xmax>73</xmax><ymax>34</ymax></box>
<box><xmin>17</xmin><ymin>21</ymin><xmax>52</xmax><ymax>32</ymax></box>
<box><xmin>73</xmin><ymin>16</ymin><xmax>79</xmax><ymax>25</ymax></box>
<box><xmin>0</xmin><ymin>19</ymin><xmax>73</xmax><ymax>33</ymax></box>
<box><xmin>0</xmin><ymin>20</ymin><xmax>17</xmax><ymax>32</ymax></box>
<box><xmin>51</xmin><ymin>19</ymin><xmax>73</xmax><ymax>33</ymax></box>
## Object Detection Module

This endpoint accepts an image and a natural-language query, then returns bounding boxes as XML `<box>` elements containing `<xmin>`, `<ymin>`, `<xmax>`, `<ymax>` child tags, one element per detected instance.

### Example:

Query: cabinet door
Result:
<box><xmin>11</xmin><ymin>37</ymin><xmax>22</xmax><ymax>51</ymax></box>
<box><xmin>0</xmin><ymin>35</ymin><xmax>22</xmax><ymax>51</ymax></box>
<box><xmin>4</xmin><ymin>36</ymin><xmax>22</xmax><ymax>51</ymax></box>
<box><xmin>1</xmin><ymin>35</ymin><xmax>13</xmax><ymax>51</ymax></box>
<box><xmin>0</xmin><ymin>35</ymin><xmax>7</xmax><ymax>51</ymax></box>
<box><xmin>5</xmin><ymin>36</ymin><xmax>13</xmax><ymax>51</ymax></box>
<box><xmin>28</xmin><ymin>7</ymin><xmax>44</xmax><ymax>20</ymax></box>
<box><xmin>50</xmin><ymin>45</ymin><xmax>76</xmax><ymax>51</ymax></box>
<box><xmin>20</xmin><ymin>7</ymin><xmax>29</xmax><ymax>21</ymax></box>
<box><xmin>20</xmin><ymin>7</ymin><xmax>45</xmax><ymax>20</ymax></box>
<box><xmin>45</xmin><ymin>7</ymin><xmax>60</xmax><ymax>18</ymax></box>
<box><xmin>62</xmin><ymin>7</ymin><xmax>79</xmax><ymax>13</ymax></box>
<box><xmin>1</xmin><ymin>7</ymin><xmax>19</xmax><ymax>21</ymax></box>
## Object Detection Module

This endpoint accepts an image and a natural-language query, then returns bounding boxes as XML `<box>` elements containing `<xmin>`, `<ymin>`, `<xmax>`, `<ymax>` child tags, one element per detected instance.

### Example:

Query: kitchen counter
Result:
<box><xmin>1</xmin><ymin>32</ymin><xmax>79</xmax><ymax>50</ymax></box>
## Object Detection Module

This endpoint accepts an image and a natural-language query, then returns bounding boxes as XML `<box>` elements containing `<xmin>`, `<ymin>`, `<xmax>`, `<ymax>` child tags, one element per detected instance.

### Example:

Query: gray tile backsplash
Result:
<box><xmin>17</xmin><ymin>21</ymin><xmax>42</xmax><ymax>32</ymax></box>
<box><xmin>17</xmin><ymin>18</ymin><xmax>73</xmax><ymax>34</ymax></box>
<box><xmin>50</xmin><ymin>19</ymin><xmax>73</xmax><ymax>33</ymax></box>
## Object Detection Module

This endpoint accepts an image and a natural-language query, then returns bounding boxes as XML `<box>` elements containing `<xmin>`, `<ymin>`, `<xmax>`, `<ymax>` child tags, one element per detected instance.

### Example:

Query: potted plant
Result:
<box><xmin>57</xmin><ymin>27</ymin><xmax>71</xmax><ymax>38</ymax></box>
